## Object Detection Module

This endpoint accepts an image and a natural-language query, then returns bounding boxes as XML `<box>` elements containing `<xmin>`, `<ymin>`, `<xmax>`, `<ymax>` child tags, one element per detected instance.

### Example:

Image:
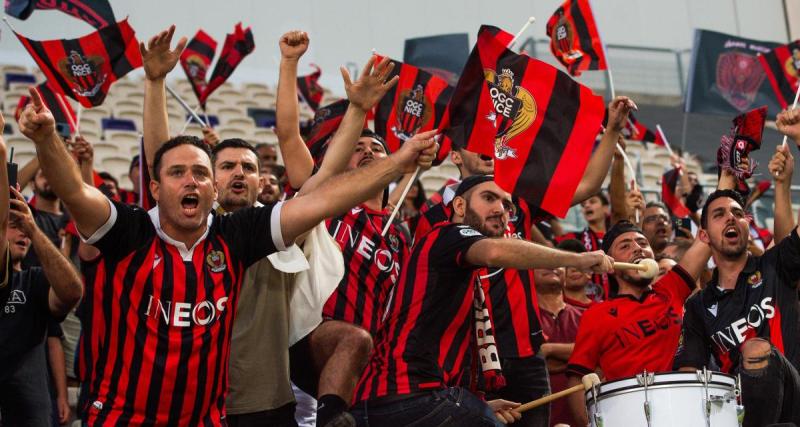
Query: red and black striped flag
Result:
<box><xmin>180</xmin><ymin>30</ymin><xmax>217</xmax><ymax>107</ymax></box>
<box><xmin>662</xmin><ymin>168</ymin><xmax>691</xmax><ymax>218</ymax></box>
<box><xmin>758</xmin><ymin>40</ymin><xmax>800</xmax><ymax>109</ymax></box>
<box><xmin>15</xmin><ymin>83</ymin><xmax>77</xmax><ymax>135</ymax></box>
<box><xmin>606</xmin><ymin>111</ymin><xmax>665</xmax><ymax>147</ymax></box>
<box><xmin>546</xmin><ymin>0</ymin><xmax>608</xmax><ymax>77</ymax></box>
<box><xmin>5</xmin><ymin>0</ymin><xmax>116</xmax><ymax>29</ymax></box>
<box><xmin>201</xmin><ymin>22</ymin><xmax>254</xmax><ymax>105</ymax></box>
<box><xmin>13</xmin><ymin>19</ymin><xmax>142</xmax><ymax>108</ymax></box>
<box><xmin>297</xmin><ymin>64</ymin><xmax>324</xmax><ymax>111</ymax></box>
<box><xmin>453</xmin><ymin>25</ymin><xmax>606</xmax><ymax>218</ymax></box>
<box><xmin>444</xmin><ymin>26</ymin><xmax>515</xmax><ymax>157</ymax></box>
<box><xmin>373</xmin><ymin>55</ymin><xmax>453</xmax><ymax>154</ymax></box>
<box><xmin>304</xmin><ymin>99</ymin><xmax>350</xmax><ymax>166</ymax></box>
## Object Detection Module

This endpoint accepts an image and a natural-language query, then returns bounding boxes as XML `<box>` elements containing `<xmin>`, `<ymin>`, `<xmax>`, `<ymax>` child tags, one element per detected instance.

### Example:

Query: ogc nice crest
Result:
<box><xmin>391</xmin><ymin>84</ymin><xmax>431</xmax><ymax>141</ymax></box>
<box><xmin>715</xmin><ymin>51</ymin><xmax>765</xmax><ymax>112</ymax></box>
<box><xmin>484</xmin><ymin>68</ymin><xmax>536</xmax><ymax>160</ymax></box>
<box><xmin>59</xmin><ymin>50</ymin><xmax>107</xmax><ymax>98</ymax></box>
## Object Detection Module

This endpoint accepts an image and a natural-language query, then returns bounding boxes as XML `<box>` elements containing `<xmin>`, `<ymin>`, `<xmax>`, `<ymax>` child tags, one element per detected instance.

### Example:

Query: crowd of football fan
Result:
<box><xmin>2</xmin><ymin>27</ymin><xmax>800</xmax><ymax>427</ymax></box>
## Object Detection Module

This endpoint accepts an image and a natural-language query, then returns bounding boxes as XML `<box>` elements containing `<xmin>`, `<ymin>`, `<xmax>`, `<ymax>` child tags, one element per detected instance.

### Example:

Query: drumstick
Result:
<box><xmin>518</xmin><ymin>373</ymin><xmax>601</xmax><ymax>413</ymax></box>
<box><xmin>613</xmin><ymin>258</ymin><xmax>659</xmax><ymax>279</ymax></box>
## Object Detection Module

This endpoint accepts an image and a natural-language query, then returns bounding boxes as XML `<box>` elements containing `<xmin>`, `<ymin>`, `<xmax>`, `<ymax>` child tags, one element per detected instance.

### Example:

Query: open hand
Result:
<box><xmin>8</xmin><ymin>186</ymin><xmax>36</xmax><ymax>235</ymax></box>
<box><xmin>342</xmin><ymin>55</ymin><xmax>399</xmax><ymax>112</ymax></box>
<box><xmin>140</xmin><ymin>25</ymin><xmax>187</xmax><ymax>81</ymax></box>
<box><xmin>279</xmin><ymin>30</ymin><xmax>309</xmax><ymax>61</ymax></box>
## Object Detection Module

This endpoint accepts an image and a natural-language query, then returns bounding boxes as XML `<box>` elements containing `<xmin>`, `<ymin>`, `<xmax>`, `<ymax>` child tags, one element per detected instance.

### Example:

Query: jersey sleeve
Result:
<box><xmin>218</xmin><ymin>201</ymin><xmax>286</xmax><ymax>268</ymax></box>
<box><xmin>672</xmin><ymin>293</ymin><xmax>710</xmax><ymax>370</ymax></box>
<box><xmin>82</xmin><ymin>199</ymin><xmax>155</xmax><ymax>258</ymax></box>
<box><xmin>770</xmin><ymin>228</ymin><xmax>800</xmax><ymax>287</ymax></box>
<box><xmin>653</xmin><ymin>265</ymin><xmax>695</xmax><ymax>304</ymax></box>
<box><xmin>433</xmin><ymin>225</ymin><xmax>487</xmax><ymax>271</ymax></box>
<box><xmin>566</xmin><ymin>307</ymin><xmax>603</xmax><ymax>377</ymax></box>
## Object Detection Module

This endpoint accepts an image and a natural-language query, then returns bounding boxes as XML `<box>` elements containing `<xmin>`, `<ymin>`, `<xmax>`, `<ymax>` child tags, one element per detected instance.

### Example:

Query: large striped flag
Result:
<box><xmin>13</xmin><ymin>19</ymin><xmax>142</xmax><ymax>107</ymax></box>
<box><xmin>303</xmin><ymin>99</ymin><xmax>351</xmax><ymax>166</ymax></box>
<box><xmin>5</xmin><ymin>0</ymin><xmax>116</xmax><ymax>29</ymax></box>
<box><xmin>180</xmin><ymin>30</ymin><xmax>217</xmax><ymax>107</ymax></box>
<box><xmin>546</xmin><ymin>0</ymin><xmax>608</xmax><ymax>77</ymax></box>
<box><xmin>15</xmin><ymin>82</ymin><xmax>77</xmax><ymax>135</ymax></box>
<box><xmin>450</xmin><ymin>25</ymin><xmax>606</xmax><ymax>218</ymax></box>
<box><xmin>201</xmin><ymin>22</ymin><xmax>254</xmax><ymax>104</ymax></box>
<box><xmin>758</xmin><ymin>40</ymin><xmax>800</xmax><ymax>109</ymax></box>
<box><xmin>372</xmin><ymin>56</ymin><xmax>453</xmax><ymax>155</ymax></box>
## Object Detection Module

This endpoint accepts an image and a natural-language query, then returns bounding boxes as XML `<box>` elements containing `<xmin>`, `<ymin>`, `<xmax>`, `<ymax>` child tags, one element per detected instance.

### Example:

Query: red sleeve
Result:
<box><xmin>653</xmin><ymin>265</ymin><xmax>695</xmax><ymax>304</ymax></box>
<box><xmin>566</xmin><ymin>306</ymin><xmax>603</xmax><ymax>377</ymax></box>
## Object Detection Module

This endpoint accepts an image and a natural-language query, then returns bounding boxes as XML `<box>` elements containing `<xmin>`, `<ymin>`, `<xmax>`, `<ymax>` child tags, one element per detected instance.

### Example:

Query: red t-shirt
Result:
<box><xmin>566</xmin><ymin>266</ymin><xmax>694</xmax><ymax>381</ymax></box>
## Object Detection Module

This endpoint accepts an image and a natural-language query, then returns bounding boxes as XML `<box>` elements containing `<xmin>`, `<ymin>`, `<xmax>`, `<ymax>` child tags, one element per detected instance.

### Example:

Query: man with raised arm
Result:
<box><xmin>18</xmin><ymin>30</ymin><xmax>438</xmax><ymax>424</ymax></box>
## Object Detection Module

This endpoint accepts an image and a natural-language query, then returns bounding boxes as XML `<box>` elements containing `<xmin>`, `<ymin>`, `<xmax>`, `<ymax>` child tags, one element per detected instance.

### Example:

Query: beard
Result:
<box><xmin>618</xmin><ymin>270</ymin><xmax>653</xmax><ymax>288</ymax></box>
<box><xmin>218</xmin><ymin>190</ymin><xmax>253</xmax><ymax>212</ymax></box>
<box><xmin>714</xmin><ymin>234</ymin><xmax>748</xmax><ymax>260</ymax></box>
<box><xmin>464</xmin><ymin>206</ymin><xmax>504</xmax><ymax>238</ymax></box>
<box><xmin>35</xmin><ymin>187</ymin><xmax>57</xmax><ymax>201</ymax></box>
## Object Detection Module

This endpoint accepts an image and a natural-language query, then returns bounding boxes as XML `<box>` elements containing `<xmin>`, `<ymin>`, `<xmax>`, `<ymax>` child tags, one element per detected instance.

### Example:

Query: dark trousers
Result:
<box><xmin>0</xmin><ymin>346</ymin><xmax>51</xmax><ymax>427</ymax></box>
<box><xmin>742</xmin><ymin>348</ymin><xmax>800</xmax><ymax>427</ymax></box>
<box><xmin>350</xmin><ymin>387</ymin><xmax>501</xmax><ymax>427</ymax></box>
<box><xmin>488</xmin><ymin>356</ymin><xmax>550</xmax><ymax>427</ymax></box>
<box><xmin>225</xmin><ymin>403</ymin><xmax>299</xmax><ymax>427</ymax></box>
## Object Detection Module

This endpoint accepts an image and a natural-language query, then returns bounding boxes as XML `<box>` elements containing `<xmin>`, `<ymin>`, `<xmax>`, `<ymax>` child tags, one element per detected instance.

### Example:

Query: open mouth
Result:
<box><xmin>14</xmin><ymin>240</ymin><xmax>28</xmax><ymax>251</ymax></box>
<box><xmin>181</xmin><ymin>194</ymin><xmax>200</xmax><ymax>215</ymax></box>
<box><xmin>723</xmin><ymin>226</ymin><xmax>739</xmax><ymax>241</ymax></box>
<box><xmin>231</xmin><ymin>181</ymin><xmax>247</xmax><ymax>194</ymax></box>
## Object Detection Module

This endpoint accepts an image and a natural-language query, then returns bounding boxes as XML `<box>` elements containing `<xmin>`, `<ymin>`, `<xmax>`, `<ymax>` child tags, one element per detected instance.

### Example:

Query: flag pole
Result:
<box><xmin>655</xmin><ymin>124</ymin><xmax>675</xmax><ymax>157</ymax></box>
<box><xmin>781</xmin><ymin>83</ymin><xmax>800</xmax><ymax>148</ymax></box>
<box><xmin>382</xmin><ymin>166</ymin><xmax>420</xmax><ymax>237</ymax></box>
<box><xmin>75</xmin><ymin>104</ymin><xmax>83</xmax><ymax>138</ymax></box>
<box><xmin>616</xmin><ymin>144</ymin><xmax>640</xmax><ymax>222</ymax></box>
<box><xmin>166</xmin><ymin>85</ymin><xmax>207</xmax><ymax>126</ymax></box>
<box><xmin>1</xmin><ymin>16</ymin><xmax>19</xmax><ymax>33</ymax></box>
<box><xmin>509</xmin><ymin>16</ymin><xmax>536</xmax><ymax>49</ymax></box>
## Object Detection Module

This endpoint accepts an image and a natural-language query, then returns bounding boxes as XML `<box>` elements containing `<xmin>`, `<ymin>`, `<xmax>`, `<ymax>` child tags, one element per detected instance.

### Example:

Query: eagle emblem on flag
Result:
<box><xmin>59</xmin><ymin>50</ymin><xmax>107</xmax><ymax>98</ymax></box>
<box><xmin>715</xmin><ymin>51</ymin><xmax>766</xmax><ymax>112</ymax></box>
<box><xmin>392</xmin><ymin>84</ymin><xmax>431</xmax><ymax>141</ymax></box>
<box><xmin>484</xmin><ymin>68</ymin><xmax>536</xmax><ymax>160</ymax></box>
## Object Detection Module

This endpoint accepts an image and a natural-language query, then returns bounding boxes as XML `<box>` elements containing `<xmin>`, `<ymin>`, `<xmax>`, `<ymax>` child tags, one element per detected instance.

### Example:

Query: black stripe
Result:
<box><xmin>374</xmin><ymin>60</ymin><xmax>404</xmax><ymax>139</ymax></box>
<box><xmin>516</xmin><ymin>69</ymin><xmax>581</xmax><ymax>206</ymax></box>
<box><xmin>167</xmin><ymin>258</ymin><xmax>197</xmax><ymax>422</ymax></box>
<box><xmin>25</xmin><ymin>38</ymin><xmax>74</xmax><ymax>98</ymax></box>
<box><xmin>144</xmin><ymin>242</ymin><xmax>174</xmax><ymax>420</ymax></box>
<box><xmin>87</xmin><ymin>260</ymin><xmax>115</xmax><ymax>423</ymax></box>
<box><xmin>121</xmin><ymin>250</ymin><xmax>156</xmax><ymax>417</ymax></box>
<box><xmin>568</xmin><ymin>1</ymin><xmax>602</xmax><ymax>68</ymax></box>
<box><xmin>98</xmin><ymin>22</ymin><xmax>135</xmax><ymax>86</ymax></box>
<box><xmin>763</xmin><ymin>48</ymin><xmax>795</xmax><ymax>104</ymax></box>
<box><xmin>445</xmin><ymin>45</ymin><xmax>484</xmax><ymax>149</ymax></box>
<box><xmin>187</xmin><ymin>39</ymin><xmax>216</xmax><ymax>61</ymax></box>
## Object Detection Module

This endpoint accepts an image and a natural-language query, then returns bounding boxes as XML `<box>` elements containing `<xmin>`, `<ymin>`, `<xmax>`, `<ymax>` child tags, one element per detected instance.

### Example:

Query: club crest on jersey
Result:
<box><xmin>58</xmin><ymin>50</ymin><xmax>107</xmax><ymax>98</ymax></box>
<box><xmin>206</xmin><ymin>250</ymin><xmax>227</xmax><ymax>273</ymax></box>
<box><xmin>387</xmin><ymin>233</ymin><xmax>400</xmax><ymax>253</ymax></box>
<box><xmin>392</xmin><ymin>84</ymin><xmax>431</xmax><ymax>141</ymax></box>
<box><xmin>459</xmin><ymin>227</ymin><xmax>483</xmax><ymax>237</ymax></box>
<box><xmin>484</xmin><ymin>68</ymin><xmax>536</xmax><ymax>159</ymax></box>
<box><xmin>747</xmin><ymin>271</ymin><xmax>763</xmax><ymax>288</ymax></box>
<box><xmin>551</xmin><ymin>14</ymin><xmax>583</xmax><ymax>61</ymax></box>
<box><xmin>184</xmin><ymin>54</ymin><xmax>209</xmax><ymax>93</ymax></box>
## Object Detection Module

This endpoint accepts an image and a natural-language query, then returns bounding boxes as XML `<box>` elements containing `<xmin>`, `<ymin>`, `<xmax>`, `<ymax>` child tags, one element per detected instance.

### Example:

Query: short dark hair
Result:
<box><xmin>557</xmin><ymin>238</ymin><xmax>586</xmax><ymax>254</ymax></box>
<box><xmin>700</xmin><ymin>189</ymin><xmax>746</xmax><ymax>229</ymax></box>
<box><xmin>152</xmin><ymin>135</ymin><xmax>212</xmax><ymax>181</ymax></box>
<box><xmin>661</xmin><ymin>239</ymin><xmax>692</xmax><ymax>262</ymax></box>
<box><xmin>97</xmin><ymin>171</ymin><xmax>118</xmax><ymax>187</ymax></box>
<box><xmin>585</xmin><ymin>191</ymin><xmax>609</xmax><ymax>206</ymax></box>
<box><xmin>129</xmin><ymin>155</ymin><xmax>140</xmax><ymax>174</ymax></box>
<box><xmin>254</xmin><ymin>142</ymin><xmax>274</xmax><ymax>151</ymax></box>
<box><xmin>360</xmin><ymin>128</ymin><xmax>390</xmax><ymax>154</ymax></box>
<box><xmin>211</xmin><ymin>138</ymin><xmax>259</xmax><ymax>169</ymax></box>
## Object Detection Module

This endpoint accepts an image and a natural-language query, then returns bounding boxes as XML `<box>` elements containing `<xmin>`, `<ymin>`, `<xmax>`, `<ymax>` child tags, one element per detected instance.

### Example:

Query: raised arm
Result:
<box><xmin>572</xmin><ymin>96</ymin><xmax>635</xmax><ymax>204</ymax></box>
<box><xmin>19</xmin><ymin>87</ymin><xmax>110</xmax><ymax>237</ymax></box>
<box><xmin>676</xmin><ymin>237</ymin><xmax>710</xmax><ymax>282</ymax></box>
<box><xmin>609</xmin><ymin>146</ymin><xmax>629</xmax><ymax>224</ymax></box>
<box><xmin>9</xmin><ymin>186</ymin><xmax>82</xmax><ymax>316</ymax></box>
<box><xmin>774</xmin><ymin>108</ymin><xmax>800</xmax><ymax>240</ymax></box>
<box><xmin>276</xmin><ymin>31</ymin><xmax>315</xmax><ymax>188</ymax></box>
<box><xmin>17</xmin><ymin>155</ymin><xmax>39</xmax><ymax>190</ymax></box>
<box><xmin>280</xmin><ymin>130</ymin><xmax>437</xmax><ymax>244</ymax></box>
<box><xmin>466</xmin><ymin>238</ymin><xmax>613</xmax><ymax>273</ymax></box>
<box><xmin>71</xmin><ymin>136</ymin><xmax>95</xmax><ymax>185</ymax></box>
<box><xmin>0</xmin><ymin>113</ymin><xmax>8</xmax><ymax>268</ymax></box>
<box><xmin>299</xmin><ymin>55</ymin><xmax>399</xmax><ymax>195</ymax></box>
<box><xmin>141</xmin><ymin>25</ymin><xmax>187</xmax><ymax>176</ymax></box>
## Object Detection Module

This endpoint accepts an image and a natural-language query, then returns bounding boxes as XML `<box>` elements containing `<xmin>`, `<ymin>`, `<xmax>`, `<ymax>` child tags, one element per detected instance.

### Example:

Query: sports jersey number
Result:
<box><xmin>4</xmin><ymin>305</ymin><xmax>15</xmax><ymax>314</ymax></box>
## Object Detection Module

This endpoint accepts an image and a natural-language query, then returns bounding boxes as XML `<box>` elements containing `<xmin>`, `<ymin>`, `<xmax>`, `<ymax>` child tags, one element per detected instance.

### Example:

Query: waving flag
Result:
<box><xmin>5</xmin><ymin>0</ymin><xmax>116</xmax><ymax>29</ymax></box>
<box><xmin>304</xmin><ymin>99</ymin><xmax>351</xmax><ymax>166</ymax></box>
<box><xmin>202</xmin><ymin>22</ymin><xmax>254</xmax><ymax>104</ymax></box>
<box><xmin>180</xmin><ymin>30</ymin><xmax>217</xmax><ymax>106</ymax></box>
<box><xmin>758</xmin><ymin>40</ymin><xmax>800</xmax><ymax>109</ymax></box>
<box><xmin>15</xmin><ymin>83</ymin><xmax>77</xmax><ymax>134</ymax></box>
<box><xmin>662</xmin><ymin>168</ymin><xmax>691</xmax><ymax>218</ymax></box>
<box><xmin>605</xmin><ymin>111</ymin><xmax>664</xmax><ymax>147</ymax></box>
<box><xmin>14</xmin><ymin>19</ymin><xmax>142</xmax><ymax>107</ymax></box>
<box><xmin>297</xmin><ymin>64</ymin><xmax>324</xmax><ymax>111</ymax></box>
<box><xmin>546</xmin><ymin>0</ymin><xmax>608</xmax><ymax>77</ymax></box>
<box><xmin>372</xmin><ymin>56</ymin><xmax>453</xmax><ymax>154</ymax></box>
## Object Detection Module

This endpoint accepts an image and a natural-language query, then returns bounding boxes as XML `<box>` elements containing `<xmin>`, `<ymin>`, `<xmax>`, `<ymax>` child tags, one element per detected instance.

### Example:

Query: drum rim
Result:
<box><xmin>584</xmin><ymin>371</ymin><xmax>736</xmax><ymax>401</ymax></box>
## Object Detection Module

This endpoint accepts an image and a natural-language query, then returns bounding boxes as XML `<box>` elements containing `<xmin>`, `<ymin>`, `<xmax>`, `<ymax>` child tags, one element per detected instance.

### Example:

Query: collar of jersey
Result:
<box><xmin>706</xmin><ymin>255</ymin><xmax>757</xmax><ymax>297</ymax></box>
<box><xmin>610</xmin><ymin>289</ymin><xmax>654</xmax><ymax>303</ymax></box>
<box><xmin>148</xmin><ymin>206</ymin><xmax>213</xmax><ymax>262</ymax></box>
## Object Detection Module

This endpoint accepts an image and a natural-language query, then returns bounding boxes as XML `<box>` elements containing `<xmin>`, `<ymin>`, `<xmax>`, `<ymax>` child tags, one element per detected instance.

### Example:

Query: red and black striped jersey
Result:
<box><xmin>118</xmin><ymin>189</ymin><xmax>138</xmax><ymax>206</ymax></box>
<box><xmin>77</xmin><ymin>200</ymin><xmax>286</xmax><ymax>426</ymax></box>
<box><xmin>478</xmin><ymin>197</ymin><xmax>545</xmax><ymax>359</ymax></box>
<box><xmin>355</xmin><ymin>223</ymin><xmax>486</xmax><ymax>402</ymax></box>
<box><xmin>413</xmin><ymin>180</ymin><xmax>459</xmax><ymax>242</ymax></box>
<box><xmin>323</xmin><ymin>205</ymin><xmax>410</xmax><ymax>335</ymax></box>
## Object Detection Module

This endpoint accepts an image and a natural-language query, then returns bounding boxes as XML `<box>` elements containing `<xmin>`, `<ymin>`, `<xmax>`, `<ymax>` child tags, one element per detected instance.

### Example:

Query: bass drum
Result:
<box><xmin>586</xmin><ymin>371</ymin><xmax>742</xmax><ymax>427</ymax></box>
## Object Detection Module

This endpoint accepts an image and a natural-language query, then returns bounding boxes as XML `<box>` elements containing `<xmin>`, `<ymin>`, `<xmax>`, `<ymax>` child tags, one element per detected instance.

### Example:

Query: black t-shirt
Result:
<box><xmin>0</xmin><ymin>266</ymin><xmax>52</xmax><ymax>382</ymax></box>
<box><xmin>674</xmin><ymin>229</ymin><xmax>800</xmax><ymax>373</ymax></box>
<box><xmin>23</xmin><ymin>207</ymin><xmax>70</xmax><ymax>269</ymax></box>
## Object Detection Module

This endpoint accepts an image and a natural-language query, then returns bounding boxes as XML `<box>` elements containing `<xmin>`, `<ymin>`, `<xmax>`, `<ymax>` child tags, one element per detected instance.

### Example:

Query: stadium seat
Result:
<box><xmin>103</xmin><ymin>130</ymin><xmax>140</xmax><ymax>152</ymax></box>
<box><xmin>216</xmin><ymin>125</ymin><xmax>251</xmax><ymax>140</ymax></box>
<box><xmin>5</xmin><ymin>73</ymin><xmax>36</xmax><ymax>90</ymax></box>
<box><xmin>102</xmin><ymin>118</ymin><xmax>137</xmax><ymax>132</ymax></box>
<box><xmin>92</xmin><ymin>142</ymin><xmax>125</xmax><ymax>161</ymax></box>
